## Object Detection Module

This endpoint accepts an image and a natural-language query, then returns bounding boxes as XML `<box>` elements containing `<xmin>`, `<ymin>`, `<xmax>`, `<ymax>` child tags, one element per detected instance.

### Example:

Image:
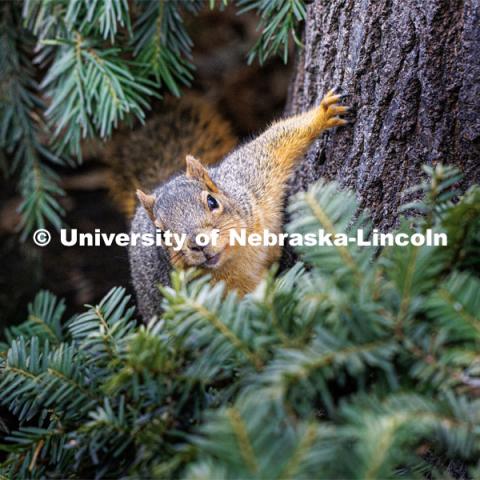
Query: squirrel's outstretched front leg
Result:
<box><xmin>228</xmin><ymin>89</ymin><xmax>348</xmax><ymax>207</ymax></box>
<box><xmin>225</xmin><ymin>88</ymin><xmax>348</xmax><ymax>233</ymax></box>
<box><xmin>267</xmin><ymin>89</ymin><xmax>348</xmax><ymax>165</ymax></box>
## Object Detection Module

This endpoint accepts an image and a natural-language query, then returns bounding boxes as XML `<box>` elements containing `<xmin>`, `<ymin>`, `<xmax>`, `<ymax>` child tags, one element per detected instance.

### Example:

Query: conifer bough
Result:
<box><xmin>1</xmin><ymin>167</ymin><xmax>479</xmax><ymax>478</ymax></box>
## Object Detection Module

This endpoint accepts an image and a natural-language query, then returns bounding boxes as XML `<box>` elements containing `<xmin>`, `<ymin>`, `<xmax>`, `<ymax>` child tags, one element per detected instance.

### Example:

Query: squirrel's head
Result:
<box><xmin>137</xmin><ymin>155</ymin><xmax>246</xmax><ymax>270</ymax></box>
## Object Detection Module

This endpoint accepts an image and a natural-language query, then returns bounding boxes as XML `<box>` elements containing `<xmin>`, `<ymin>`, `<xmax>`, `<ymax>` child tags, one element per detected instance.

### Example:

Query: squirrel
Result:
<box><xmin>121</xmin><ymin>90</ymin><xmax>347</xmax><ymax>320</ymax></box>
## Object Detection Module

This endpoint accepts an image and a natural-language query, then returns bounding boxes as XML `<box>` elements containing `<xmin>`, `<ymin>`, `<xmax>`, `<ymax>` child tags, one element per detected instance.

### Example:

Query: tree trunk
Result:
<box><xmin>287</xmin><ymin>0</ymin><xmax>480</xmax><ymax>229</ymax></box>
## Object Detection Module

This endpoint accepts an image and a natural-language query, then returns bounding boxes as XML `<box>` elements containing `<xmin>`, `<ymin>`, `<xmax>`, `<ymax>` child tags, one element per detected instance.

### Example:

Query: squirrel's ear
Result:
<box><xmin>136</xmin><ymin>189</ymin><xmax>156</xmax><ymax>223</ymax></box>
<box><xmin>185</xmin><ymin>155</ymin><xmax>219</xmax><ymax>193</ymax></box>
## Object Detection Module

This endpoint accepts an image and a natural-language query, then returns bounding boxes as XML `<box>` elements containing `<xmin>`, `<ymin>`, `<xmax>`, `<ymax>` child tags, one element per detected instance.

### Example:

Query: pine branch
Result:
<box><xmin>237</xmin><ymin>0</ymin><xmax>306</xmax><ymax>64</ymax></box>
<box><xmin>425</xmin><ymin>272</ymin><xmax>480</xmax><ymax>342</ymax></box>
<box><xmin>68</xmin><ymin>286</ymin><xmax>136</xmax><ymax>366</ymax></box>
<box><xmin>132</xmin><ymin>0</ymin><xmax>201</xmax><ymax>96</ymax></box>
<box><xmin>161</xmin><ymin>270</ymin><xmax>266</xmax><ymax>376</ymax></box>
<box><xmin>439</xmin><ymin>185</ymin><xmax>480</xmax><ymax>273</ymax></box>
<box><xmin>5</xmin><ymin>290</ymin><xmax>66</xmax><ymax>345</ymax></box>
<box><xmin>40</xmin><ymin>33</ymin><xmax>158</xmax><ymax>159</ymax></box>
<box><xmin>1</xmin><ymin>169</ymin><xmax>479</xmax><ymax>478</ymax></box>
<box><xmin>0</xmin><ymin>3</ymin><xmax>66</xmax><ymax>238</ymax></box>
<box><xmin>3</xmin><ymin>425</ymin><xmax>70</xmax><ymax>478</ymax></box>
<box><xmin>0</xmin><ymin>336</ymin><xmax>47</xmax><ymax>422</ymax></box>
<box><xmin>252</xmin><ymin>329</ymin><xmax>397</xmax><ymax>415</ymax></box>
<box><xmin>400</xmin><ymin>164</ymin><xmax>463</xmax><ymax>227</ymax></box>
<box><xmin>287</xmin><ymin>180</ymin><xmax>375</xmax><ymax>285</ymax></box>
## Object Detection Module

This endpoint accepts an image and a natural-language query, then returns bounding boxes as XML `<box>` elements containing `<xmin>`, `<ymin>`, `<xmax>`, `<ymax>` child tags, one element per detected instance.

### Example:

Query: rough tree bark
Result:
<box><xmin>287</xmin><ymin>0</ymin><xmax>479</xmax><ymax>229</ymax></box>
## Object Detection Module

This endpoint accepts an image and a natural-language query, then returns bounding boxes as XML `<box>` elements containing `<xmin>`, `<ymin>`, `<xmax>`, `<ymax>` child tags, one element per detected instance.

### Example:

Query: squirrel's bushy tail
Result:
<box><xmin>102</xmin><ymin>94</ymin><xmax>237</xmax><ymax>216</ymax></box>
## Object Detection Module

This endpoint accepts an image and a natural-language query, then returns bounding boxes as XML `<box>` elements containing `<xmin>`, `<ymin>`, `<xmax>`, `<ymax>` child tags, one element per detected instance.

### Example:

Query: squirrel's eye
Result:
<box><xmin>207</xmin><ymin>194</ymin><xmax>219</xmax><ymax>211</ymax></box>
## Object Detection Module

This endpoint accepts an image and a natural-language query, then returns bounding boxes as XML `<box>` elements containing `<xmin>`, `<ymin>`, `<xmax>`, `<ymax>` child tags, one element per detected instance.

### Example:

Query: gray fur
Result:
<box><xmin>129</xmin><ymin>185</ymin><xmax>171</xmax><ymax>320</ymax></box>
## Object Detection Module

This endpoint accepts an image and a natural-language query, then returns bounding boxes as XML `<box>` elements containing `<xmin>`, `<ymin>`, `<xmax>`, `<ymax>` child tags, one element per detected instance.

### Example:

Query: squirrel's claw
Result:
<box><xmin>327</xmin><ymin>117</ymin><xmax>349</xmax><ymax>128</ymax></box>
<box><xmin>321</xmin><ymin>93</ymin><xmax>342</xmax><ymax>110</ymax></box>
<box><xmin>317</xmin><ymin>89</ymin><xmax>349</xmax><ymax>129</ymax></box>
<box><xmin>327</xmin><ymin>105</ymin><xmax>349</xmax><ymax>116</ymax></box>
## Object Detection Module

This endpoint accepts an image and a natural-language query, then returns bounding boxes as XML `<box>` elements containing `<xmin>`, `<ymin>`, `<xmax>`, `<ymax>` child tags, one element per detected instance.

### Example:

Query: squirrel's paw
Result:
<box><xmin>319</xmin><ymin>89</ymin><xmax>348</xmax><ymax>128</ymax></box>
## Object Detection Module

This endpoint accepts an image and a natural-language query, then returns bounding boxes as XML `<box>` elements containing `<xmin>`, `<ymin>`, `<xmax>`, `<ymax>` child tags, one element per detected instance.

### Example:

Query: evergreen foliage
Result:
<box><xmin>1</xmin><ymin>166</ymin><xmax>479</xmax><ymax>479</ymax></box>
<box><xmin>237</xmin><ymin>0</ymin><xmax>306</xmax><ymax>64</ymax></box>
<box><xmin>0</xmin><ymin>0</ymin><xmax>306</xmax><ymax>238</ymax></box>
<box><xmin>0</xmin><ymin>5</ymin><xmax>66</xmax><ymax>239</ymax></box>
